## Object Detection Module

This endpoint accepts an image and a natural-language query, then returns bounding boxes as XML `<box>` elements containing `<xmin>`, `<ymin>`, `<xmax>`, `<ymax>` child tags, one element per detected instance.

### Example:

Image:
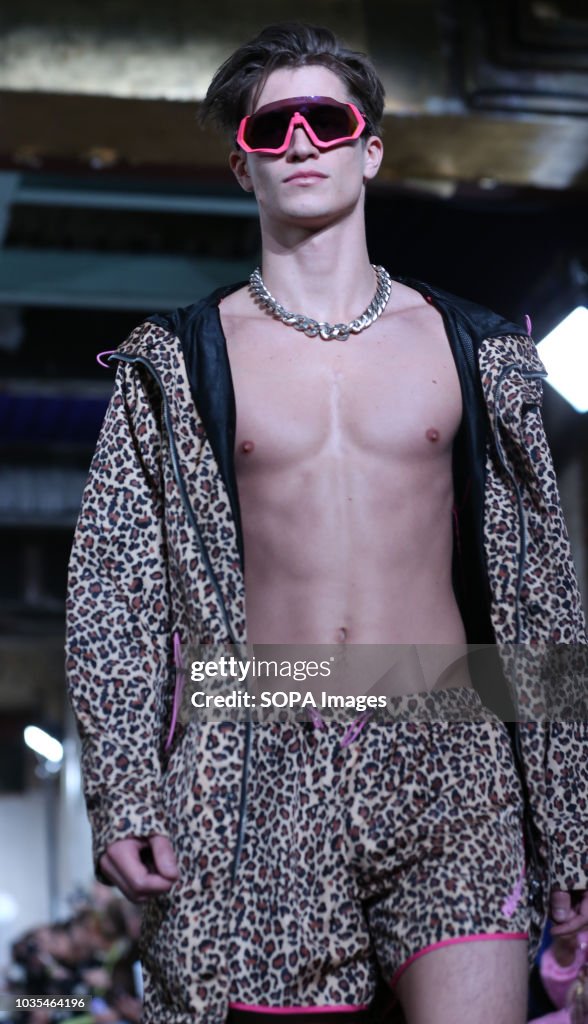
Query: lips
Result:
<box><xmin>283</xmin><ymin>171</ymin><xmax>327</xmax><ymax>182</ymax></box>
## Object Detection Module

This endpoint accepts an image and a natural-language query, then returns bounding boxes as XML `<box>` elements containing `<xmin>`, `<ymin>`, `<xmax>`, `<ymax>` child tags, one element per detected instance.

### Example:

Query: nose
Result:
<box><xmin>286</xmin><ymin>120</ymin><xmax>319</xmax><ymax>158</ymax></box>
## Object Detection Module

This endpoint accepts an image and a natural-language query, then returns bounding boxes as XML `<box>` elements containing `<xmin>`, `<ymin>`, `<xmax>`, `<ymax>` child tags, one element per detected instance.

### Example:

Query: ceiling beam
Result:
<box><xmin>0</xmin><ymin>248</ymin><xmax>251</xmax><ymax>308</ymax></box>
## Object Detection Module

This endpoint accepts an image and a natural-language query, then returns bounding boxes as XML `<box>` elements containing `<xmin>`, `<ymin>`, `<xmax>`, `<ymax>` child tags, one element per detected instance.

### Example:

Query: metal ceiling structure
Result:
<box><xmin>0</xmin><ymin>0</ymin><xmax>586</xmax><ymax>189</ymax></box>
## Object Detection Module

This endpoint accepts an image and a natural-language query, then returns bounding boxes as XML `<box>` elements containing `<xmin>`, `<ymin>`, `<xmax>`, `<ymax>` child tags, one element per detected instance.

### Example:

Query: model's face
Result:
<box><xmin>230</xmin><ymin>65</ymin><xmax>383</xmax><ymax>230</ymax></box>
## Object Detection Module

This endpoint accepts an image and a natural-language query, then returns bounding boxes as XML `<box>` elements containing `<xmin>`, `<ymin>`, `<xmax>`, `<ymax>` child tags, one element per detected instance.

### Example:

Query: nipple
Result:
<box><xmin>425</xmin><ymin>428</ymin><xmax>440</xmax><ymax>443</ymax></box>
<box><xmin>241</xmin><ymin>440</ymin><xmax>255</xmax><ymax>454</ymax></box>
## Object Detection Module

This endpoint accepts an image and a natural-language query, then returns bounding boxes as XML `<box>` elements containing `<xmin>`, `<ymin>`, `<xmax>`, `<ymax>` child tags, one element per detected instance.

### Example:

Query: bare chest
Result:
<box><xmin>222</xmin><ymin>305</ymin><xmax>462</xmax><ymax>466</ymax></box>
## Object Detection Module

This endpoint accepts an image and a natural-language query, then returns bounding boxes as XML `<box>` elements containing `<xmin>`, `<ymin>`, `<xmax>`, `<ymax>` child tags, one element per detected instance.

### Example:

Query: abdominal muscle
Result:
<box><xmin>241</xmin><ymin>454</ymin><xmax>461</xmax><ymax>643</ymax></box>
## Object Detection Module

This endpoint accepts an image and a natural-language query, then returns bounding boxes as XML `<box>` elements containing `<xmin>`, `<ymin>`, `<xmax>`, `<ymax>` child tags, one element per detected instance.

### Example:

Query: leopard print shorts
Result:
<box><xmin>225</xmin><ymin>687</ymin><xmax>530</xmax><ymax>1020</ymax></box>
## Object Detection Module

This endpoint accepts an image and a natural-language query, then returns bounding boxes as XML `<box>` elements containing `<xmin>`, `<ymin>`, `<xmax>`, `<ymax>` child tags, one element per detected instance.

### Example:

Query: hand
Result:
<box><xmin>99</xmin><ymin>835</ymin><xmax>179</xmax><ymax>902</ymax></box>
<box><xmin>551</xmin><ymin>889</ymin><xmax>588</xmax><ymax>938</ymax></box>
<box><xmin>552</xmin><ymin>932</ymin><xmax>581</xmax><ymax>967</ymax></box>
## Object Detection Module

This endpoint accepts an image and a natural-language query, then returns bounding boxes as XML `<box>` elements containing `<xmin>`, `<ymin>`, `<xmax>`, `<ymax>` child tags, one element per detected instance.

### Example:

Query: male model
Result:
<box><xmin>66</xmin><ymin>23</ymin><xmax>588</xmax><ymax>1024</ymax></box>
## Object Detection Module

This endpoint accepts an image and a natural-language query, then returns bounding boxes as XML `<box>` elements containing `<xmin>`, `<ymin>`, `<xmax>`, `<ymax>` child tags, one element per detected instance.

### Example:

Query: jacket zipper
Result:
<box><xmin>164</xmin><ymin>630</ymin><xmax>185</xmax><ymax>752</ymax></box>
<box><xmin>492</xmin><ymin>362</ymin><xmax>547</xmax><ymax>640</ymax></box>
<box><xmin>109</xmin><ymin>351</ymin><xmax>251</xmax><ymax>883</ymax></box>
<box><xmin>493</xmin><ymin>360</ymin><xmax>548</xmax><ymax>916</ymax></box>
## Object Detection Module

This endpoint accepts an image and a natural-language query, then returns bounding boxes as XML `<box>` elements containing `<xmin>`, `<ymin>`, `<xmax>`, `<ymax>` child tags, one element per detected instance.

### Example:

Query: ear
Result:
<box><xmin>362</xmin><ymin>134</ymin><xmax>384</xmax><ymax>182</ymax></box>
<box><xmin>230</xmin><ymin>149</ymin><xmax>254</xmax><ymax>193</ymax></box>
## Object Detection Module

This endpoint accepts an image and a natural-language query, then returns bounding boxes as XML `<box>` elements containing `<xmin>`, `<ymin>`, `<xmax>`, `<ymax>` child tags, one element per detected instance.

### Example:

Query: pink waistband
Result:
<box><xmin>228</xmin><ymin>1003</ymin><xmax>370</xmax><ymax>1015</ymax></box>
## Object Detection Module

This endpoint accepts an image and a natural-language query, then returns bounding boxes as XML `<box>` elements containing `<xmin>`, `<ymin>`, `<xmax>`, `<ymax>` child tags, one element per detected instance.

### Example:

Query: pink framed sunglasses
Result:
<box><xmin>236</xmin><ymin>95</ymin><xmax>367</xmax><ymax>154</ymax></box>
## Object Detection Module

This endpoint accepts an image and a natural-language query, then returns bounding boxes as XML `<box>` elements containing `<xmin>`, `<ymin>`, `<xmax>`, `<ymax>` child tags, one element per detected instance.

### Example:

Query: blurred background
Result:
<box><xmin>0</xmin><ymin>0</ymin><xmax>587</xmax><ymax>1005</ymax></box>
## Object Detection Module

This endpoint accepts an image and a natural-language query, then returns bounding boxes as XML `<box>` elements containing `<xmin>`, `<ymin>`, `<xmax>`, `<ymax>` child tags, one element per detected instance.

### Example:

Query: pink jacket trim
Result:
<box><xmin>390</xmin><ymin>931</ymin><xmax>529</xmax><ymax>989</ymax></box>
<box><xmin>96</xmin><ymin>349</ymin><xmax>117</xmax><ymax>368</ymax></box>
<box><xmin>228</xmin><ymin>1003</ymin><xmax>370</xmax><ymax>1015</ymax></box>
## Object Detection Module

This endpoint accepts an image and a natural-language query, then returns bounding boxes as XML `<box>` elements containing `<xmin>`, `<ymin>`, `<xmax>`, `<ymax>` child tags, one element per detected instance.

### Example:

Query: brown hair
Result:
<box><xmin>200</xmin><ymin>22</ymin><xmax>385</xmax><ymax>139</ymax></box>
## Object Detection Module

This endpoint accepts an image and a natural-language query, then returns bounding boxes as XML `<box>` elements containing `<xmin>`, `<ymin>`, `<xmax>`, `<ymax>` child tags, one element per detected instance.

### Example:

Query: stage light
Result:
<box><xmin>537</xmin><ymin>306</ymin><xmax>588</xmax><ymax>413</ymax></box>
<box><xmin>23</xmin><ymin>725</ymin><xmax>64</xmax><ymax>764</ymax></box>
<box><xmin>0</xmin><ymin>892</ymin><xmax>18</xmax><ymax>923</ymax></box>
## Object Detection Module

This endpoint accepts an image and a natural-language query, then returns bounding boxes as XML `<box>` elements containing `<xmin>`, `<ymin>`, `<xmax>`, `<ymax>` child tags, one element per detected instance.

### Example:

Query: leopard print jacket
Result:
<box><xmin>65</xmin><ymin>278</ymin><xmax>587</xmax><ymax>975</ymax></box>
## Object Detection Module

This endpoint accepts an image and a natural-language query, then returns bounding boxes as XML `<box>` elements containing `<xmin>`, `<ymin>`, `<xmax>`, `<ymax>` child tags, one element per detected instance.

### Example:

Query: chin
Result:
<box><xmin>258</xmin><ymin>189</ymin><xmax>360</xmax><ymax>232</ymax></box>
<box><xmin>279</xmin><ymin>197</ymin><xmax>356</xmax><ymax>226</ymax></box>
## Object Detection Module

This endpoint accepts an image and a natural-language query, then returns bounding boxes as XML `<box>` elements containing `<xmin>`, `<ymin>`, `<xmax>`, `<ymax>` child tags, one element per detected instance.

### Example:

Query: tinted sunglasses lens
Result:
<box><xmin>304</xmin><ymin>104</ymin><xmax>357</xmax><ymax>142</ymax></box>
<box><xmin>245</xmin><ymin>109</ymin><xmax>295</xmax><ymax>150</ymax></box>
<box><xmin>245</xmin><ymin>102</ymin><xmax>359</xmax><ymax>150</ymax></box>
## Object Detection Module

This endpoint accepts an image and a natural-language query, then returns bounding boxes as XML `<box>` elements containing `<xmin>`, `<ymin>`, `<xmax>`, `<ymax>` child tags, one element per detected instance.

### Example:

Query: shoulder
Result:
<box><xmin>218</xmin><ymin>284</ymin><xmax>253</xmax><ymax>318</ymax></box>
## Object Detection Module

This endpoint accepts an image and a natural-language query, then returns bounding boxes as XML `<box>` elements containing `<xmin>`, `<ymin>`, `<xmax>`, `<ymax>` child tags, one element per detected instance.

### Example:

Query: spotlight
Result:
<box><xmin>23</xmin><ymin>725</ymin><xmax>64</xmax><ymax>764</ymax></box>
<box><xmin>537</xmin><ymin>306</ymin><xmax>588</xmax><ymax>413</ymax></box>
<box><xmin>0</xmin><ymin>892</ymin><xmax>18</xmax><ymax>923</ymax></box>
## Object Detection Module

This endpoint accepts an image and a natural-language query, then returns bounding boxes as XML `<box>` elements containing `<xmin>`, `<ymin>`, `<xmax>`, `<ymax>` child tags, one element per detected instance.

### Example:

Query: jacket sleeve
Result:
<box><xmin>65</xmin><ymin>346</ymin><xmax>172</xmax><ymax>874</ymax></box>
<box><xmin>516</xmin><ymin>651</ymin><xmax>588</xmax><ymax>893</ymax></box>
<box><xmin>484</xmin><ymin>335</ymin><xmax>588</xmax><ymax>895</ymax></box>
<box><xmin>546</xmin><ymin>718</ymin><xmax>588</xmax><ymax>892</ymax></box>
<box><xmin>529</xmin><ymin>407</ymin><xmax>588</xmax><ymax>894</ymax></box>
<box><xmin>515</xmin><ymin>391</ymin><xmax>588</xmax><ymax>894</ymax></box>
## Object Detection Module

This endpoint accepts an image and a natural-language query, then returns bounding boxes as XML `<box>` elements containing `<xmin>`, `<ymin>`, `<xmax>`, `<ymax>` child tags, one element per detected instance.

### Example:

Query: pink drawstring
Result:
<box><xmin>502</xmin><ymin>823</ymin><xmax>528</xmax><ymax>918</ymax></box>
<box><xmin>524</xmin><ymin>314</ymin><xmax>532</xmax><ymax>336</ymax></box>
<box><xmin>165</xmin><ymin>631</ymin><xmax>185</xmax><ymax>751</ymax></box>
<box><xmin>501</xmin><ymin>863</ymin><xmax>526</xmax><ymax>918</ymax></box>
<box><xmin>340</xmin><ymin>711</ymin><xmax>372</xmax><ymax>748</ymax></box>
<box><xmin>96</xmin><ymin>349</ymin><xmax>116</xmax><ymax>368</ymax></box>
<box><xmin>307</xmin><ymin>707</ymin><xmax>326</xmax><ymax>731</ymax></box>
<box><xmin>306</xmin><ymin>707</ymin><xmax>372</xmax><ymax>745</ymax></box>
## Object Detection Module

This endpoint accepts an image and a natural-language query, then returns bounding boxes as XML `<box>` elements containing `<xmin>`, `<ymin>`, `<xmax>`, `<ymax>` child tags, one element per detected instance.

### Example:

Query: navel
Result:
<box><xmin>425</xmin><ymin>427</ymin><xmax>440</xmax><ymax>443</ymax></box>
<box><xmin>241</xmin><ymin>440</ymin><xmax>255</xmax><ymax>454</ymax></box>
<box><xmin>337</xmin><ymin>626</ymin><xmax>348</xmax><ymax>643</ymax></box>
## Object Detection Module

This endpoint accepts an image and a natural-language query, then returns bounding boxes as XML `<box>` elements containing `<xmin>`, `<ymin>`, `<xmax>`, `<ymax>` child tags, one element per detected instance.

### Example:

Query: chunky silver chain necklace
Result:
<box><xmin>248</xmin><ymin>264</ymin><xmax>392</xmax><ymax>341</ymax></box>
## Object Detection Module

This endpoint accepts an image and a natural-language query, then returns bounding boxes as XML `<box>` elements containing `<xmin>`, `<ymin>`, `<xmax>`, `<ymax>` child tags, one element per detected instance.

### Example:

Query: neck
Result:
<box><xmin>258</xmin><ymin>205</ymin><xmax>376</xmax><ymax>324</ymax></box>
